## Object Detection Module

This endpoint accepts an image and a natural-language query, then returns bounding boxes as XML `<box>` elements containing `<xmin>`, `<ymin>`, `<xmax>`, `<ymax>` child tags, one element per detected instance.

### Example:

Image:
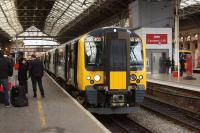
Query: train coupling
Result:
<box><xmin>110</xmin><ymin>94</ymin><xmax>125</xmax><ymax>107</ymax></box>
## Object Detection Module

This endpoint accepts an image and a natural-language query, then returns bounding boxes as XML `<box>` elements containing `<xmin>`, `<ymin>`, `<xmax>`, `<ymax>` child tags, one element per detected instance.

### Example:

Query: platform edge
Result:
<box><xmin>45</xmin><ymin>72</ymin><xmax>111</xmax><ymax>133</ymax></box>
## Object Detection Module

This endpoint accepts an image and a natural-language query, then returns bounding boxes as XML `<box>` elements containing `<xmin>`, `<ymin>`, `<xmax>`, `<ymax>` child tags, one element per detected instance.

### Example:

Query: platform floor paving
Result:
<box><xmin>0</xmin><ymin>73</ymin><xmax>109</xmax><ymax>133</ymax></box>
<box><xmin>147</xmin><ymin>73</ymin><xmax>200</xmax><ymax>91</ymax></box>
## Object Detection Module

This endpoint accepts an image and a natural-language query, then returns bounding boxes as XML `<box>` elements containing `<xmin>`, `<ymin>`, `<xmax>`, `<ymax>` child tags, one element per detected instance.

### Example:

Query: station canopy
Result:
<box><xmin>0</xmin><ymin>0</ymin><xmax>97</xmax><ymax>39</ymax></box>
<box><xmin>180</xmin><ymin>0</ymin><xmax>200</xmax><ymax>17</ymax></box>
<box><xmin>0</xmin><ymin>0</ymin><xmax>199</xmax><ymax>43</ymax></box>
<box><xmin>44</xmin><ymin>0</ymin><xmax>95</xmax><ymax>36</ymax></box>
<box><xmin>16</xmin><ymin>26</ymin><xmax>59</xmax><ymax>46</ymax></box>
<box><xmin>0</xmin><ymin>0</ymin><xmax>23</xmax><ymax>37</ymax></box>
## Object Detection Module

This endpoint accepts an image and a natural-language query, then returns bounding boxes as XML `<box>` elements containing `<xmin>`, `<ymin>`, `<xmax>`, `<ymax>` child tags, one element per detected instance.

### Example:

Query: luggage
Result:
<box><xmin>10</xmin><ymin>85</ymin><xmax>28</xmax><ymax>107</ymax></box>
<box><xmin>0</xmin><ymin>92</ymin><xmax>4</xmax><ymax>103</ymax></box>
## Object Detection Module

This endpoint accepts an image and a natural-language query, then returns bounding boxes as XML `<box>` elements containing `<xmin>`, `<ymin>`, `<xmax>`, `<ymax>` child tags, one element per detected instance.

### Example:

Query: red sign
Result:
<box><xmin>146</xmin><ymin>34</ymin><xmax>168</xmax><ymax>44</ymax></box>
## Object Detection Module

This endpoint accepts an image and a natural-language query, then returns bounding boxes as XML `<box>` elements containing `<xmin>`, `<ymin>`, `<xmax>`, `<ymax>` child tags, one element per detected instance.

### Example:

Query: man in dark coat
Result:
<box><xmin>18</xmin><ymin>58</ymin><xmax>28</xmax><ymax>93</ymax></box>
<box><xmin>180</xmin><ymin>56</ymin><xmax>185</xmax><ymax>77</ymax></box>
<box><xmin>29</xmin><ymin>55</ymin><xmax>45</xmax><ymax>98</ymax></box>
<box><xmin>165</xmin><ymin>57</ymin><xmax>171</xmax><ymax>74</ymax></box>
<box><xmin>0</xmin><ymin>50</ymin><xmax>13</xmax><ymax>107</ymax></box>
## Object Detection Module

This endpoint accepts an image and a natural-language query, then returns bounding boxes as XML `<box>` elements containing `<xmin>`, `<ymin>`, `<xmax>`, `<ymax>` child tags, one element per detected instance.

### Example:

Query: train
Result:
<box><xmin>43</xmin><ymin>27</ymin><xmax>146</xmax><ymax>114</ymax></box>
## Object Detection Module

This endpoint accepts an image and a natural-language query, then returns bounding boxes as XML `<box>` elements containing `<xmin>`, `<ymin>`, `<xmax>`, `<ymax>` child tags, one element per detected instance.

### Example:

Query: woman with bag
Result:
<box><xmin>18</xmin><ymin>58</ymin><xmax>28</xmax><ymax>93</ymax></box>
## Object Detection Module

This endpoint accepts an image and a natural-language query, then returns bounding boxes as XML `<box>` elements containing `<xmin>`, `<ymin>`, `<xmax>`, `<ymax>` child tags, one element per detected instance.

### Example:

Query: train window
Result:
<box><xmin>85</xmin><ymin>36</ymin><xmax>103</xmax><ymax>67</ymax></box>
<box><xmin>58</xmin><ymin>49</ymin><xmax>64</xmax><ymax>66</ymax></box>
<box><xmin>130</xmin><ymin>38</ymin><xmax>144</xmax><ymax>71</ymax></box>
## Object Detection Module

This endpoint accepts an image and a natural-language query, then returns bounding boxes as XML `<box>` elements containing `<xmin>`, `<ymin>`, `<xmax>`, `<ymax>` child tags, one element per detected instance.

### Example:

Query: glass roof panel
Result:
<box><xmin>0</xmin><ymin>0</ymin><xmax>23</xmax><ymax>37</ymax></box>
<box><xmin>23</xmin><ymin>40</ymin><xmax>59</xmax><ymax>46</ymax></box>
<box><xmin>44</xmin><ymin>0</ymin><xmax>96</xmax><ymax>36</ymax></box>
<box><xmin>180</xmin><ymin>0</ymin><xmax>200</xmax><ymax>17</ymax></box>
<box><xmin>16</xmin><ymin>26</ymin><xmax>59</xmax><ymax>46</ymax></box>
<box><xmin>180</xmin><ymin>0</ymin><xmax>200</xmax><ymax>8</ymax></box>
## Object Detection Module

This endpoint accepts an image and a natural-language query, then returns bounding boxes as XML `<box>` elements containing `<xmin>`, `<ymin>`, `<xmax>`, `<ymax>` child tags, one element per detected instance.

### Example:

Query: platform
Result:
<box><xmin>0</xmin><ymin>73</ymin><xmax>109</xmax><ymax>133</ymax></box>
<box><xmin>147</xmin><ymin>73</ymin><xmax>200</xmax><ymax>92</ymax></box>
<box><xmin>193</xmin><ymin>68</ymin><xmax>200</xmax><ymax>73</ymax></box>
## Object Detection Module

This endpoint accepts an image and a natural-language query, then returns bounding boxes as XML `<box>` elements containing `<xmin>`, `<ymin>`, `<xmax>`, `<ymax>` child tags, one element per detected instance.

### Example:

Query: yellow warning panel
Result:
<box><xmin>110</xmin><ymin>71</ymin><xmax>126</xmax><ymax>90</ymax></box>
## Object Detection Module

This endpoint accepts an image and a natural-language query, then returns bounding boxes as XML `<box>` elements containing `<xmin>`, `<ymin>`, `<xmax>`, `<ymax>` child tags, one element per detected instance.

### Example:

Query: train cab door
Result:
<box><xmin>105</xmin><ymin>31</ymin><xmax>130</xmax><ymax>90</ymax></box>
<box><xmin>65</xmin><ymin>45</ymin><xmax>70</xmax><ymax>81</ymax></box>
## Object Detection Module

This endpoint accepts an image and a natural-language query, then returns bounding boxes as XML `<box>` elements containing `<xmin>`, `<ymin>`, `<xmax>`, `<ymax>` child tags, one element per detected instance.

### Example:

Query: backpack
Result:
<box><xmin>10</xmin><ymin>85</ymin><xmax>28</xmax><ymax>107</ymax></box>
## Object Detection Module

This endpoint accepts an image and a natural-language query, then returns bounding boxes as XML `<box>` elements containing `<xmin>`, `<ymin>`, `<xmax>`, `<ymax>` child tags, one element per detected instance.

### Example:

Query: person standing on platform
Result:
<box><xmin>18</xmin><ymin>58</ymin><xmax>28</xmax><ymax>93</ymax></box>
<box><xmin>165</xmin><ymin>57</ymin><xmax>171</xmax><ymax>74</ymax></box>
<box><xmin>29</xmin><ymin>55</ymin><xmax>45</xmax><ymax>98</ymax></box>
<box><xmin>180</xmin><ymin>56</ymin><xmax>185</xmax><ymax>77</ymax></box>
<box><xmin>0</xmin><ymin>50</ymin><xmax>13</xmax><ymax>107</ymax></box>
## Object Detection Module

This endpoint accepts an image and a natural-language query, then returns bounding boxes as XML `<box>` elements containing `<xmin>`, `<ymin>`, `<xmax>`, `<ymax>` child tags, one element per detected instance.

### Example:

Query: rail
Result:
<box><xmin>141</xmin><ymin>80</ymin><xmax>200</xmax><ymax>131</ymax></box>
<box><xmin>96</xmin><ymin>115</ymin><xmax>152</xmax><ymax>133</ymax></box>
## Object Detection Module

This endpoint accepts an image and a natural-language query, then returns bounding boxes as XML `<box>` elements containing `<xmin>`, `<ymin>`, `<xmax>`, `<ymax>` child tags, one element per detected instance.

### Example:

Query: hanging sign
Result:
<box><xmin>146</xmin><ymin>34</ymin><xmax>168</xmax><ymax>44</ymax></box>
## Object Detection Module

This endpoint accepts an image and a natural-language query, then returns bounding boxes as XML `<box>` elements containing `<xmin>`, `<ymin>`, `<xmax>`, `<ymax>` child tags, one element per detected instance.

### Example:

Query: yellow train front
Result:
<box><xmin>77</xmin><ymin>27</ymin><xmax>146</xmax><ymax>114</ymax></box>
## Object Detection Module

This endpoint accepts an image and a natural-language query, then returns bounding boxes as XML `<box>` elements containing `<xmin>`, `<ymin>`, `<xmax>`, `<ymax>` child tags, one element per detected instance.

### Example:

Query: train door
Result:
<box><xmin>47</xmin><ymin>52</ymin><xmax>51</xmax><ymax>70</ymax></box>
<box><xmin>65</xmin><ymin>45</ymin><xmax>70</xmax><ymax>81</ymax></box>
<box><xmin>55</xmin><ymin>49</ymin><xmax>59</xmax><ymax>76</ymax></box>
<box><xmin>73</xmin><ymin>41</ymin><xmax>78</xmax><ymax>86</ymax></box>
<box><xmin>65</xmin><ymin>44</ymin><xmax>73</xmax><ymax>84</ymax></box>
<box><xmin>105</xmin><ymin>31</ymin><xmax>130</xmax><ymax>90</ymax></box>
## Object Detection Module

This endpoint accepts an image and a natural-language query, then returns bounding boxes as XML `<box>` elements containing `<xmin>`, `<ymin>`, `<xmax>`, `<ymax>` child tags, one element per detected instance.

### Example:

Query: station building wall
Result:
<box><xmin>136</xmin><ymin>28</ymin><xmax>172</xmax><ymax>74</ymax></box>
<box><xmin>180</xmin><ymin>29</ymin><xmax>200</xmax><ymax>68</ymax></box>
<box><xmin>128</xmin><ymin>0</ymin><xmax>173</xmax><ymax>74</ymax></box>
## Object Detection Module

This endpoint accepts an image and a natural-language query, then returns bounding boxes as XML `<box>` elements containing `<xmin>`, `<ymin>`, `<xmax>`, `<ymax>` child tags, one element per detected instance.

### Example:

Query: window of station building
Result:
<box><xmin>187</xmin><ymin>43</ymin><xmax>190</xmax><ymax>50</ymax></box>
<box><xmin>195</xmin><ymin>42</ymin><xmax>198</xmax><ymax>49</ymax></box>
<box><xmin>180</xmin><ymin>44</ymin><xmax>183</xmax><ymax>49</ymax></box>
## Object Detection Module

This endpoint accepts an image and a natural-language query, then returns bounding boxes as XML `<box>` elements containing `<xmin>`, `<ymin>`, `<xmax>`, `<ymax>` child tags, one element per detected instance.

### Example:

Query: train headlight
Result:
<box><xmin>94</xmin><ymin>75</ymin><xmax>101</xmax><ymax>81</ymax></box>
<box><xmin>86</xmin><ymin>76</ymin><xmax>91</xmax><ymax>80</ymax></box>
<box><xmin>139</xmin><ymin>75</ymin><xmax>143</xmax><ymax>80</ymax></box>
<box><xmin>130</xmin><ymin>74</ymin><xmax>137</xmax><ymax>81</ymax></box>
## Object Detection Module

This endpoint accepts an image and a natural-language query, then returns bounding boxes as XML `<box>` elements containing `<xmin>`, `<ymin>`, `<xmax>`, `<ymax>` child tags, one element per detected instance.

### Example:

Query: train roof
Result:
<box><xmin>46</xmin><ymin>27</ymin><xmax>140</xmax><ymax>52</ymax></box>
<box><xmin>87</xmin><ymin>27</ymin><xmax>139</xmax><ymax>37</ymax></box>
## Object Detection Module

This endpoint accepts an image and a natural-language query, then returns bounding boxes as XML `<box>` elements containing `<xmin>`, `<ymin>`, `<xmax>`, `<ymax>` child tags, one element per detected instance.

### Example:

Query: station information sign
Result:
<box><xmin>146</xmin><ymin>34</ymin><xmax>168</xmax><ymax>44</ymax></box>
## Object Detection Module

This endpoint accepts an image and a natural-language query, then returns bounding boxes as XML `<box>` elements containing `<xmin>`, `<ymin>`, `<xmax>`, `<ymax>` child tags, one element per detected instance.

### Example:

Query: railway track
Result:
<box><xmin>143</xmin><ymin>81</ymin><xmax>200</xmax><ymax>132</ymax></box>
<box><xmin>50</xmin><ymin>73</ymin><xmax>151</xmax><ymax>133</ymax></box>
<box><xmin>96</xmin><ymin>115</ymin><xmax>152</xmax><ymax>133</ymax></box>
<box><xmin>141</xmin><ymin>96</ymin><xmax>200</xmax><ymax>132</ymax></box>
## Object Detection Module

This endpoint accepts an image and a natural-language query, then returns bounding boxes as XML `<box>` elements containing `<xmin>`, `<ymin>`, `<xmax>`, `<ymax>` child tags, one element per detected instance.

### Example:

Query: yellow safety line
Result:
<box><xmin>37</xmin><ymin>96</ymin><xmax>47</xmax><ymax>128</ymax></box>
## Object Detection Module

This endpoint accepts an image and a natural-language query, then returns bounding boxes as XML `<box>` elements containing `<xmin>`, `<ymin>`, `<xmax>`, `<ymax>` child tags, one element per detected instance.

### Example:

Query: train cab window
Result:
<box><xmin>85</xmin><ymin>36</ymin><xmax>103</xmax><ymax>68</ymax></box>
<box><xmin>130</xmin><ymin>38</ymin><xmax>144</xmax><ymax>71</ymax></box>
